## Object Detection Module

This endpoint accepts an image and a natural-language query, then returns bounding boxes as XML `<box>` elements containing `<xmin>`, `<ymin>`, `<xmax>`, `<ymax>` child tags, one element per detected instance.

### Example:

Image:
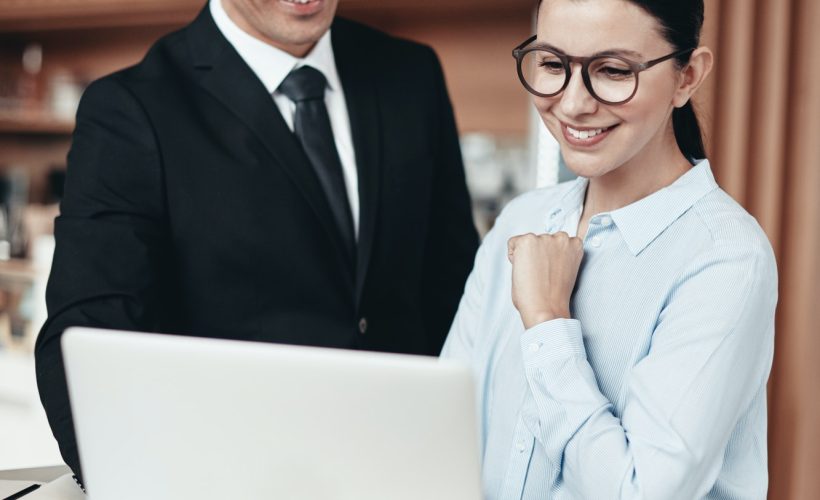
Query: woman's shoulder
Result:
<box><xmin>687</xmin><ymin>188</ymin><xmax>777</xmax><ymax>275</ymax></box>
<box><xmin>692</xmin><ymin>189</ymin><xmax>773</xmax><ymax>250</ymax></box>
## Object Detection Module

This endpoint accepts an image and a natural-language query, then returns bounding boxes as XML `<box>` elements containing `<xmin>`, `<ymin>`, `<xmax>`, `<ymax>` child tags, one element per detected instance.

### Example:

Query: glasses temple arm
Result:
<box><xmin>512</xmin><ymin>35</ymin><xmax>539</xmax><ymax>57</ymax></box>
<box><xmin>640</xmin><ymin>47</ymin><xmax>697</xmax><ymax>70</ymax></box>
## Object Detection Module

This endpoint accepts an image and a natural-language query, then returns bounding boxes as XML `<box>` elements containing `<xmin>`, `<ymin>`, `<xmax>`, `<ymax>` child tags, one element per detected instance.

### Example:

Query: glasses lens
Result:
<box><xmin>588</xmin><ymin>57</ymin><xmax>637</xmax><ymax>103</ymax></box>
<box><xmin>520</xmin><ymin>50</ymin><xmax>567</xmax><ymax>96</ymax></box>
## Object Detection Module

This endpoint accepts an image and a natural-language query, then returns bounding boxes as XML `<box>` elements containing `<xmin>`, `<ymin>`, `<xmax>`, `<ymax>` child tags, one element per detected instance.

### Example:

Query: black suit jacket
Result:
<box><xmin>35</xmin><ymin>9</ymin><xmax>478</xmax><ymax>482</ymax></box>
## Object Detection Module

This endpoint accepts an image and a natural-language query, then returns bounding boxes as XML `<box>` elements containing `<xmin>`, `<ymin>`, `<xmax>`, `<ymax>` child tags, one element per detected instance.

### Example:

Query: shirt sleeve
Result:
<box><xmin>440</xmin><ymin>217</ymin><xmax>507</xmax><ymax>362</ymax></box>
<box><xmin>34</xmin><ymin>76</ymin><xmax>166</xmax><ymax>485</ymax></box>
<box><xmin>519</xmin><ymin>241</ymin><xmax>777</xmax><ymax>499</ymax></box>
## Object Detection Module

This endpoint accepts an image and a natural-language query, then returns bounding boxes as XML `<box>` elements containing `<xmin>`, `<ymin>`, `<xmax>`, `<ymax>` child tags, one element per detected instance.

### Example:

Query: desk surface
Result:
<box><xmin>0</xmin><ymin>465</ymin><xmax>86</xmax><ymax>500</ymax></box>
<box><xmin>0</xmin><ymin>352</ymin><xmax>64</xmax><ymax>470</ymax></box>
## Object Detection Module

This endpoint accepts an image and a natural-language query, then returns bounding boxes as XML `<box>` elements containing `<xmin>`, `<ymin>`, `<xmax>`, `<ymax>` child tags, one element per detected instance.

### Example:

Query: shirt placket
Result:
<box><xmin>499</xmin><ymin>417</ymin><xmax>535</xmax><ymax>500</ymax></box>
<box><xmin>583</xmin><ymin>214</ymin><xmax>614</xmax><ymax>250</ymax></box>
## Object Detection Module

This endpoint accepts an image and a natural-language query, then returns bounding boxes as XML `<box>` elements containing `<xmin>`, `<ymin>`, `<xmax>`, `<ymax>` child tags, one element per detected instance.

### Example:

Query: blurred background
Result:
<box><xmin>0</xmin><ymin>0</ymin><xmax>817</xmax><ymax>498</ymax></box>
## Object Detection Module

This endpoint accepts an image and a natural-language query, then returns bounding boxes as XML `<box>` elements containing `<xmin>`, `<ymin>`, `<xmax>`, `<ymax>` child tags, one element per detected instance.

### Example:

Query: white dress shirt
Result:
<box><xmin>442</xmin><ymin>159</ymin><xmax>777</xmax><ymax>499</ymax></box>
<box><xmin>210</xmin><ymin>0</ymin><xmax>359</xmax><ymax>237</ymax></box>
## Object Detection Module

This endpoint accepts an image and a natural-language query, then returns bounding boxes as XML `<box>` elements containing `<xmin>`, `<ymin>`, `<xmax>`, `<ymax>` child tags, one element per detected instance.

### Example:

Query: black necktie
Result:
<box><xmin>278</xmin><ymin>66</ymin><xmax>356</xmax><ymax>263</ymax></box>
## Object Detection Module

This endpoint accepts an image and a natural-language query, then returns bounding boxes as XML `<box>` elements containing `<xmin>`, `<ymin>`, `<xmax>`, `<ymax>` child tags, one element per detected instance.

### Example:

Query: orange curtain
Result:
<box><xmin>696</xmin><ymin>0</ymin><xmax>820</xmax><ymax>498</ymax></box>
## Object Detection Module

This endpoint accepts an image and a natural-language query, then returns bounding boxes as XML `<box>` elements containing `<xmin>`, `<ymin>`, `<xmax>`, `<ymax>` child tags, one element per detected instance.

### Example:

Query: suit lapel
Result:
<box><xmin>185</xmin><ymin>8</ymin><xmax>354</xmax><ymax>283</ymax></box>
<box><xmin>332</xmin><ymin>20</ymin><xmax>383</xmax><ymax>305</ymax></box>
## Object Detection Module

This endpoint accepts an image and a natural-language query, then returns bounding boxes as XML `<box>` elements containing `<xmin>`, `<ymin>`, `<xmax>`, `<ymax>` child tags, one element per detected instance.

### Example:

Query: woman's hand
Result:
<box><xmin>507</xmin><ymin>232</ymin><xmax>584</xmax><ymax>329</ymax></box>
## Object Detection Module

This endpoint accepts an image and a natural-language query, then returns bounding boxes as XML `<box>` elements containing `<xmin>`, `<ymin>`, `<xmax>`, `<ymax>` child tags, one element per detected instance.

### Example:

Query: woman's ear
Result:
<box><xmin>673</xmin><ymin>46</ymin><xmax>714</xmax><ymax>108</ymax></box>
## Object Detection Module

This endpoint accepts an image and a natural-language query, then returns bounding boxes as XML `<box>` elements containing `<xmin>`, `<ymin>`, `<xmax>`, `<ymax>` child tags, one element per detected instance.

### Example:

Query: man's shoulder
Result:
<box><xmin>95</xmin><ymin>12</ymin><xmax>205</xmax><ymax>92</ymax></box>
<box><xmin>83</xmin><ymin>39</ymin><xmax>180</xmax><ymax>102</ymax></box>
<box><xmin>331</xmin><ymin>16</ymin><xmax>444</xmax><ymax>95</ymax></box>
<box><xmin>332</xmin><ymin>17</ymin><xmax>436</xmax><ymax>60</ymax></box>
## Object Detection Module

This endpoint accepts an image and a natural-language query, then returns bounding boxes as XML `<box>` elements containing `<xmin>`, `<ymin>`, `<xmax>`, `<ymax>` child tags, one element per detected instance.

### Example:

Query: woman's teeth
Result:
<box><xmin>567</xmin><ymin>126</ymin><xmax>609</xmax><ymax>140</ymax></box>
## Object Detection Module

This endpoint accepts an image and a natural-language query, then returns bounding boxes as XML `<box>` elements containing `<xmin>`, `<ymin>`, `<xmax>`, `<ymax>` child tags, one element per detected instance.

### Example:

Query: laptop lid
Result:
<box><xmin>61</xmin><ymin>327</ymin><xmax>481</xmax><ymax>500</ymax></box>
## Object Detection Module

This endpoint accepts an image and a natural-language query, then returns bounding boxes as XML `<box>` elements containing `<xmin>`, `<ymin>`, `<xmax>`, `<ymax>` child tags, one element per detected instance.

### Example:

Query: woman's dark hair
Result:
<box><xmin>537</xmin><ymin>0</ymin><xmax>706</xmax><ymax>160</ymax></box>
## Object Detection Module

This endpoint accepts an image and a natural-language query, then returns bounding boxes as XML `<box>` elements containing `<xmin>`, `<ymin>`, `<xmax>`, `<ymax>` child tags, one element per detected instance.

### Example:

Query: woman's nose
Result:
<box><xmin>559</xmin><ymin>65</ymin><xmax>599</xmax><ymax>118</ymax></box>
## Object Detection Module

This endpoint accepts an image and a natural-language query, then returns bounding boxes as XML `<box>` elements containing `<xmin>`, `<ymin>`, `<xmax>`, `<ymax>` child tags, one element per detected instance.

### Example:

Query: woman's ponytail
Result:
<box><xmin>672</xmin><ymin>100</ymin><xmax>706</xmax><ymax>161</ymax></box>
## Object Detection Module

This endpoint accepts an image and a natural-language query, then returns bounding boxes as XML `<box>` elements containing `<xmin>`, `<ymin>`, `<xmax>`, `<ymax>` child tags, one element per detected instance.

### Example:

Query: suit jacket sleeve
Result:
<box><xmin>421</xmin><ymin>49</ymin><xmax>480</xmax><ymax>355</ymax></box>
<box><xmin>34</xmin><ymin>76</ymin><xmax>167</xmax><ymax>483</ymax></box>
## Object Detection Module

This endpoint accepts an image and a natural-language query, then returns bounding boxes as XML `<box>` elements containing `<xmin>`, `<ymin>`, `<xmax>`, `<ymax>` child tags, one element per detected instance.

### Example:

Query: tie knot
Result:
<box><xmin>278</xmin><ymin>66</ymin><xmax>327</xmax><ymax>102</ymax></box>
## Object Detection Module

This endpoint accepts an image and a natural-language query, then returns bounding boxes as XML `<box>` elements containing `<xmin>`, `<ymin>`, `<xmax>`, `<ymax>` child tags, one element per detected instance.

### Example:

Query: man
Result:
<box><xmin>35</xmin><ymin>0</ymin><xmax>478</xmax><ymax>483</ymax></box>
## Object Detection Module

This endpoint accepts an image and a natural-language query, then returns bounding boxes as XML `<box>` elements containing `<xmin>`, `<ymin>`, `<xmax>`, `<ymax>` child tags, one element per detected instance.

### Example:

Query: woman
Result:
<box><xmin>441</xmin><ymin>1</ymin><xmax>777</xmax><ymax>498</ymax></box>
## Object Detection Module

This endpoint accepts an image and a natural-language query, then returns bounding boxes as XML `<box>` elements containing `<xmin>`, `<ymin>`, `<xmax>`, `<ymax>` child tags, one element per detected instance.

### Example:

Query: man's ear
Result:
<box><xmin>673</xmin><ymin>46</ymin><xmax>714</xmax><ymax>108</ymax></box>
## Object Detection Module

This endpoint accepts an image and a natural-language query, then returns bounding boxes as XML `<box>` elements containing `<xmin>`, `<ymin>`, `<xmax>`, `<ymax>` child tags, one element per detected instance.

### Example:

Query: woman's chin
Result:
<box><xmin>561</xmin><ymin>153</ymin><xmax>615</xmax><ymax>179</ymax></box>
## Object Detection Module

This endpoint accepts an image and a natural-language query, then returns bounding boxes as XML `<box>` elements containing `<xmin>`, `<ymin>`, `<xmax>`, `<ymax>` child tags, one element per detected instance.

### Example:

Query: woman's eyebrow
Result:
<box><xmin>596</xmin><ymin>48</ymin><xmax>644</xmax><ymax>59</ymax></box>
<box><xmin>533</xmin><ymin>41</ymin><xmax>644</xmax><ymax>59</ymax></box>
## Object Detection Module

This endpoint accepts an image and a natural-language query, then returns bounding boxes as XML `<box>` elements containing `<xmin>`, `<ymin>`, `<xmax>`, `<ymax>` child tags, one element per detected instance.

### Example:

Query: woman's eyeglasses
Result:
<box><xmin>512</xmin><ymin>35</ymin><xmax>695</xmax><ymax>105</ymax></box>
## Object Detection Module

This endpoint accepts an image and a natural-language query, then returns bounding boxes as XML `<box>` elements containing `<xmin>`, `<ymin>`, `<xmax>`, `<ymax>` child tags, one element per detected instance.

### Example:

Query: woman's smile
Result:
<box><xmin>558</xmin><ymin>120</ymin><xmax>620</xmax><ymax>148</ymax></box>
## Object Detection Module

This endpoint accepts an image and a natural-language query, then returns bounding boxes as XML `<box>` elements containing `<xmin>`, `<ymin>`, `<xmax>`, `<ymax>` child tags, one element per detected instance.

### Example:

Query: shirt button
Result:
<box><xmin>599</xmin><ymin>216</ymin><xmax>612</xmax><ymax>227</ymax></box>
<box><xmin>528</xmin><ymin>342</ymin><xmax>541</xmax><ymax>353</ymax></box>
<box><xmin>358</xmin><ymin>317</ymin><xmax>368</xmax><ymax>335</ymax></box>
<box><xmin>589</xmin><ymin>236</ymin><xmax>602</xmax><ymax>248</ymax></box>
<box><xmin>516</xmin><ymin>439</ymin><xmax>527</xmax><ymax>452</ymax></box>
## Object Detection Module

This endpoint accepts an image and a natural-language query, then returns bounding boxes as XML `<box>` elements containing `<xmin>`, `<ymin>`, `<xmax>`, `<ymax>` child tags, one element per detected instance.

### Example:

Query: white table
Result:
<box><xmin>0</xmin><ymin>350</ymin><xmax>84</xmax><ymax>499</ymax></box>
<box><xmin>0</xmin><ymin>351</ymin><xmax>63</xmax><ymax>471</ymax></box>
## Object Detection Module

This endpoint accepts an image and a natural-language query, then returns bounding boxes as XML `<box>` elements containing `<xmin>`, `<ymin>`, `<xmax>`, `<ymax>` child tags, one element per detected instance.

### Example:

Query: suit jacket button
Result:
<box><xmin>358</xmin><ymin>317</ymin><xmax>368</xmax><ymax>335</ymax></box>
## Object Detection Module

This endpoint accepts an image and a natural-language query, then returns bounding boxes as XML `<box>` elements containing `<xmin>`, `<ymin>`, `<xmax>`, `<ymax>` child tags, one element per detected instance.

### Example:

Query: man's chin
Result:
<box><xmin>277</xmin><ymin>0</ymin><xmax>327</xmax><ymax>17</ymax></box>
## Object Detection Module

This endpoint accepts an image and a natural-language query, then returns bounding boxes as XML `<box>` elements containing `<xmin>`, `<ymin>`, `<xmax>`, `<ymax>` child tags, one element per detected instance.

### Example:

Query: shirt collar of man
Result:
<box><xmin>552</xmin><ymin>159</ymin><xmax>718</xmax><ymax>256</ymax></box>
<box><xmin>209</xmin><ymin>0</ymin><xmax>342</xmax><ymax>95</ymax></box>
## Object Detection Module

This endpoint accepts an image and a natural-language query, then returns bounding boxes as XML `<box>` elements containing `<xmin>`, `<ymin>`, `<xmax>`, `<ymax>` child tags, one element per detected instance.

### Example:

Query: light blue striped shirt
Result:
<box><xmin>442</xmin><ymin>159</ymin><xmax>777</xmax><ymax>499</ymax></box>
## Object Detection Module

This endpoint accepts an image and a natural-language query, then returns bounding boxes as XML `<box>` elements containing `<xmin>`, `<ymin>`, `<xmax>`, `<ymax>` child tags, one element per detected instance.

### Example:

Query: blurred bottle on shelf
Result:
<box><xmin>18</xmin><ymin>43</ymin><xmax>44</xmax><ymax>112</ymax></box>
<box><xmin>47</xmin><ymin>70</ymin><xmax>83</xmax><ymax>121</ymax></box>
<box><xmin>0</xmin><ymin>43</ymin><xmax>83</xmax><ymax>122</ymax></box>
<box><xmin>0</xmin><ymin>204</ymin><xmax>9</xmax><ymax>261</ymax></box>
<box><xmin>0</xmin><ymin>169</ymin><xmax>30</xmax><ymax>260</ymax></box>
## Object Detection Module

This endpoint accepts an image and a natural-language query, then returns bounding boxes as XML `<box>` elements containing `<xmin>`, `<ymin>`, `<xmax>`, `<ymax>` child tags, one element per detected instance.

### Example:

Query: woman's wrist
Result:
<box><xmin>521</xmin><ymin>307</ymin><xmax>571</xmax><ymax>329</ymax></box>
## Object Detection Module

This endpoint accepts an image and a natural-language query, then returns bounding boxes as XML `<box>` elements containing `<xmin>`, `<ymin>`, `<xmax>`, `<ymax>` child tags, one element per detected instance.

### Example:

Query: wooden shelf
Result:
<box><xmin>0</xmin><ymin>111</ymin><xmax>74</xmax><ymax>135</ymax></box>
<box><xmin>0</xmin><ymin>0</ymin><xmax>203</xmax><ymax>32</ymax></box>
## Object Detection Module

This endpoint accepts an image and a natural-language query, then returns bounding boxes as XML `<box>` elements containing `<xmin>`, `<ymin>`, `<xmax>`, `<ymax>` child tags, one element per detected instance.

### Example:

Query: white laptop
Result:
<box><xmin>61</xmin><ymin>327</ymin><xmax>482</xmax><ymax>500</ymax></box>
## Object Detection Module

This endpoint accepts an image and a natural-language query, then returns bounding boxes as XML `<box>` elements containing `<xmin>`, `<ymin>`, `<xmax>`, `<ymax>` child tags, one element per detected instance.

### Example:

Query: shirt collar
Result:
<box><xmin>549</xmin><ymin>159</ymin><xmax>718</xmax><ymax>255</ymax></box>
<box><xmin>209</xmin><ymin>0</ymin><xmax>341</xmax><ymax>95</ymax></box>
<box><xmin>545</xmin><ymin>175</ymin><xmax>587</xmax><ymax>231</ymax></box>
<box><xmin>611</xmin><ymin>159</ymin><xmax>717</xmax><ymax>254</ymax></box>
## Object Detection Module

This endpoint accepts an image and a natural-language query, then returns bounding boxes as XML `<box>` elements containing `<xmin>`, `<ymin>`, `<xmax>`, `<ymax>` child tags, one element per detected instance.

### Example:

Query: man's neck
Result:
<box><xmin>221</xmin><ymin>0</ymin><xmax>317</xmax><ymax>57</ymax></box>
